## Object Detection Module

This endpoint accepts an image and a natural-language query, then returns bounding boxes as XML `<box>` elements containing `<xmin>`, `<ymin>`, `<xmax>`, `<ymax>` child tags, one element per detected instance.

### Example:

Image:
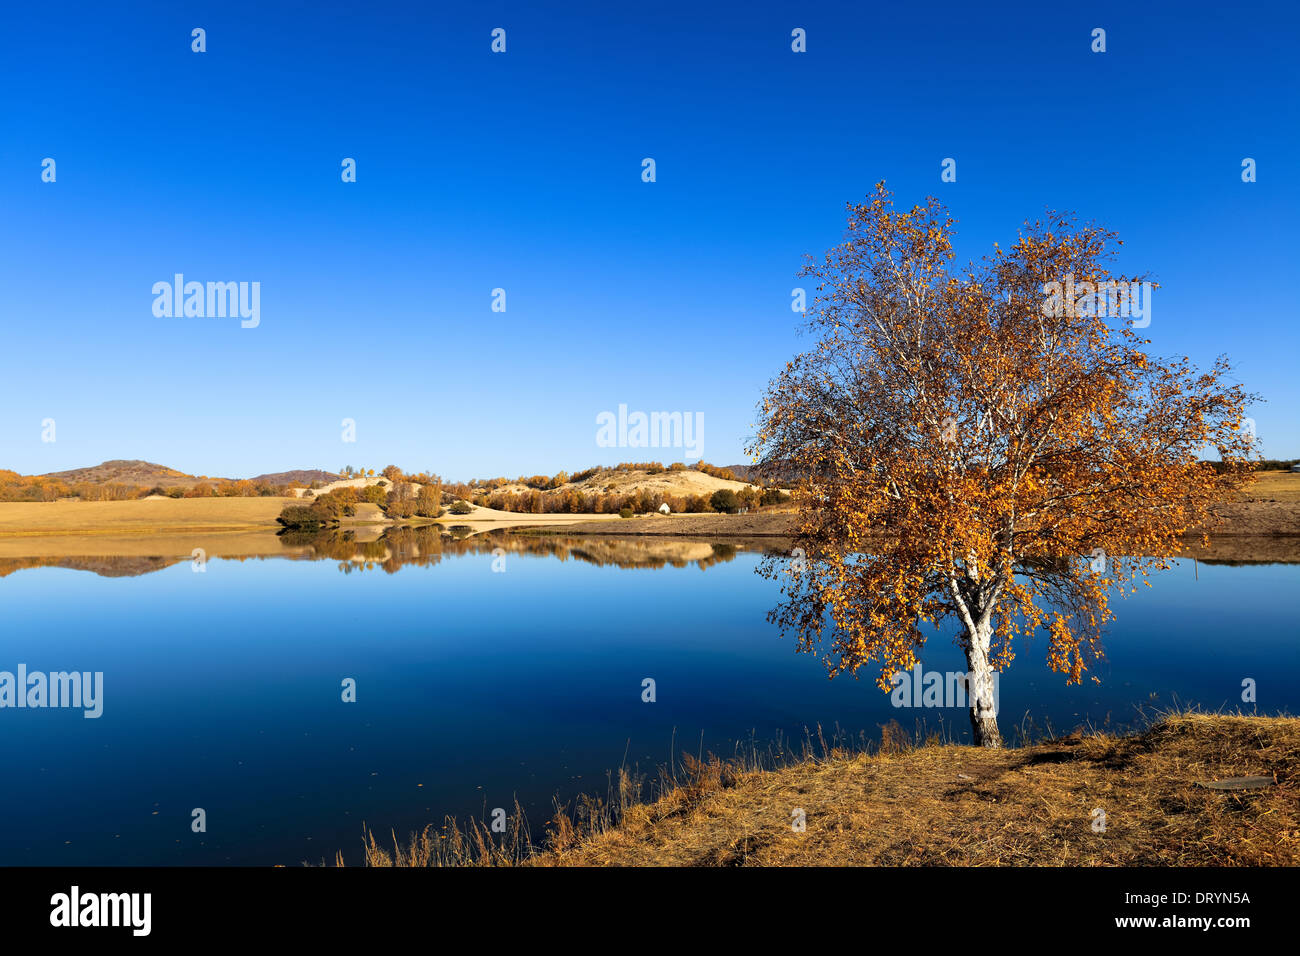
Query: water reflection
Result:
<box><xmin>0</xmin><ymin>526</ymin><xmax>763</xmax><ymax>579</ymax></box>
<box><xmin>280</xmin><ymin>525</ymin><xmax>749</xmax><ymax>573</ymax></box>
<box><xmin>1</xmin><ymin>528</ymin><xmax>1297</xmax><ymax>865</ymax></box>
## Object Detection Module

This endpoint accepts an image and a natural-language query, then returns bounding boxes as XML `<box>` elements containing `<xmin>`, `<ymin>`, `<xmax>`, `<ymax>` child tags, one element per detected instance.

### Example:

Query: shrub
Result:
<box><xmin>276</xmin><ymin>504</ymin><xmax>329</xmax><ymax>530</ymax></box>
<box><xmin>315</xmin><ymin>488</ymin><xmax>358</xmax><ymax>519</ymax></box>
<box><xmin>415</xmin><ymin>482</ymin><xmax>442</xmax><ymax>517</ymax></box>
<box><xmin>710</xmin><ymin>489</ymin><xmax>740</xmax><ymax>513</ymax></box>
<box><xmin>449</xmin><ymin>500</ymin><xmax>474</xmax><ymax>515</ymax></box>
<box><xmin>618</xmin><ymin>506</ymin><xmax>634</xmax><ymax>518</ymax></box>
<box><xmin>383</xmin><ymin>482</ymin><xmax>416</xmax><ymax>519</ymax></box>
<box><xmin>385</xmin><ymin>497</ymin><xmax>416</xmax><ymax>519</ymax></box>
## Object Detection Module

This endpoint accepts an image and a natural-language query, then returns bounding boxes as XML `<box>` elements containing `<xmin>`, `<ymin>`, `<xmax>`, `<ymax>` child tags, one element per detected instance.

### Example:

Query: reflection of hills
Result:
<box><xmin>5</xmin><ymin>524</ymin><xmax>1297</xmax><ymax>580</ymax></box>
<box><xmin>0</xmin><ymin>555</ymin><xmax>186</xmax><ymax>578</ymax></box>
<box><xmin>0</xmin><ymin>526</ymin><xmax>773</xmax><ymax>579</ymax></box>
<box><xmin>282</xmin><ymin>525</ymin><xmax>755</xmax><ymax>573</ymax></box>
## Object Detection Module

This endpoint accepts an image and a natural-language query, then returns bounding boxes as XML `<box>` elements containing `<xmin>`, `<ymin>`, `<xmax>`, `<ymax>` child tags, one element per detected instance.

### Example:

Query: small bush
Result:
<box><xmin>277</xmin><ymin>504</ymin><xmax>329</xmax><ymax>530</ymax></box>
<box><xmin>710</xmin><ymin>489</ymin><xmax>740</xmax><ymax>513</ymax></box>
<box><xmin>449</xmin><ymin>500</ymin><xmax>474</xmax><ymax>515</ymax></box>
<box><xmin>618</xmin><ymin>506</ymin><xmax>634</xmax><ymax>518</ymax></box>
<box><xmin>315</xmin><ymin>488</ymin><xmax>358</xmax><ymax>519</ymax></box>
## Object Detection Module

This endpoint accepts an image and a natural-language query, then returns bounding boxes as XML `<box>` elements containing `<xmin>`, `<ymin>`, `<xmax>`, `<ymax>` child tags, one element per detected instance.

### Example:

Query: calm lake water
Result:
<box><xmin>1</xmin><ymin>530</ymin><xmax>1296</xmax><ymax>865</ymax></box>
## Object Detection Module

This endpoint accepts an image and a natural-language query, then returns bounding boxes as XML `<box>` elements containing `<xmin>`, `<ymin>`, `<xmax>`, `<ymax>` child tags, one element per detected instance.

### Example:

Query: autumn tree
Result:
<box><xmin>710</xmin><ymin>489</ymin><xmax>740</xmax><ymax>513</ymax></box>
<box><xmin>313</xmin><ymin>487</ymin><xmax>357</xmax><ymax>520</ymax></box>
<box><xmin>384</xmin><ymin>481</ymin><xmax>416</xmax><ymax>519</ymax></box>
<box><xmin>749</xmin><ymin>184</ymin><xmax>1257</xmax><ymax>747</ymax></box>
<box><xmin>415</xmin><ymin>475</ymin><xmax>442</xmax><ymax>517</ymax></box>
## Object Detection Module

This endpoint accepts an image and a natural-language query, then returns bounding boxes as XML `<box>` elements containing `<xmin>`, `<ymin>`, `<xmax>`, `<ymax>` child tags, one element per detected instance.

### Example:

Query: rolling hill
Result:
<box><xmin>34</xmin><ymin>460</ymin><xmax>338</xmax><ymax>488</ymax></box>
<box><xmin>40</xmin><ymin>459</ymin><xmax>208</xmax><ymax>486</ymax></box>
<box><xmin>486</xmin><ymin>467</ymin><xmax>755</xmax><ymax>500</ymax></box>
<box><xmin>249</xmin><ymin>469</ymin><xmax>340</xmax><ymax>486</ymax></box>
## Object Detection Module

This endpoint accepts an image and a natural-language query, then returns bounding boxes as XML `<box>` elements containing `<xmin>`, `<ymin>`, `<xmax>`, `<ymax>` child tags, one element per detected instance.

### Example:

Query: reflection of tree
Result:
<box><xmin>277</xmin><ymin>526</ymin><xmax>751</xmax><ymax>573</ymax></box>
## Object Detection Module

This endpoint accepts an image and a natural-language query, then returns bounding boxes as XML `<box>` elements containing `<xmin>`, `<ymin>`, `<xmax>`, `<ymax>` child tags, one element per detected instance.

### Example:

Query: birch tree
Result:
<box><xmin>750</xmin><ymin>184</ymin><xmax>1257</xmax><ymax>746</ymax></box>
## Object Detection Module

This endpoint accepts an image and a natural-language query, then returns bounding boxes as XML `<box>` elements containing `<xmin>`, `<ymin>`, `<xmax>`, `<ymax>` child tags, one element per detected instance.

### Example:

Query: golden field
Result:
<box><xmin>0</xmin><ymin>496</ymin><xmax>296</xmax><ymax>537</ymax></box>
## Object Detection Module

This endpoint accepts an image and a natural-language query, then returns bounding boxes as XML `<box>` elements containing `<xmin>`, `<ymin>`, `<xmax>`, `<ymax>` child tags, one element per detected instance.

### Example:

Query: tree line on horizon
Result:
<box><xmin>278</xmin><ymin>462</ymin><xmax>792</xmax><ymax>528</ymax></box>
<box><xmin>5</xmin><ymin>455</ymin><xmax>1290</xmax><ymax>506</ymax></box>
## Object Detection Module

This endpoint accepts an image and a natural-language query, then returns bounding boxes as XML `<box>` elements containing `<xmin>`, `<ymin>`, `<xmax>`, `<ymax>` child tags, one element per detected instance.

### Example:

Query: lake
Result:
<box><xmin>1</xmin><ymin>529</ymin><xmax>1295</xmax><ymax>865</ymax></box>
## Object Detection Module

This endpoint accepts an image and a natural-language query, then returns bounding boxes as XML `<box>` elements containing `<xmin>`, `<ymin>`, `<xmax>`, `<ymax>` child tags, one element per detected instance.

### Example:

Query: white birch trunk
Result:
<box><xmin>964</xmin><ymin>619</ymin><xmax>1003</xmax><ymax>747</ymax></box>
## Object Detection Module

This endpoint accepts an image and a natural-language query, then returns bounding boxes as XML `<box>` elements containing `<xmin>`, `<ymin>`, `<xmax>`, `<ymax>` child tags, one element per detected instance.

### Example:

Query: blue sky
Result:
<box><xmin>1</xmin><ymin>0</ymin><xmax>1296</xmax><ymax>480</ymax></box>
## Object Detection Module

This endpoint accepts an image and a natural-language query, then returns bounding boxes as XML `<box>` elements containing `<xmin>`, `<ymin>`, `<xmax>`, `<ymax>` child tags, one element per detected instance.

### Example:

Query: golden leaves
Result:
<box><xmin>750</xmin><ymin>186</ymin><xmax>1257</xmax><ymax>709</ymax></box>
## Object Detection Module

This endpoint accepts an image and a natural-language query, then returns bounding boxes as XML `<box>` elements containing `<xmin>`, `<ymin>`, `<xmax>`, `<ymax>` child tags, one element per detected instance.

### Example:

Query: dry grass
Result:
<box><xmin>1244</xmin><ymin>470</ymin><xmax>1300</xmax><ymax>502</ymax></box>
<box><xmin>334</xmin><ymin>713</ymin><xmax>1298</xmax><ymax>867</ymax></box>
<box><xmin>334</xmin><ymin>800</ymin><xmax>536</xmax><ymax>867</ymax></box>
<box><xmin>539</xmin><ymin>713</ymin><xmax>1298</xmax><ymax>866</ymax></box>
<box><xmin>0</xmin><ymin>496</ymin><xmax>294</xmax><ymax>536</ymax></box>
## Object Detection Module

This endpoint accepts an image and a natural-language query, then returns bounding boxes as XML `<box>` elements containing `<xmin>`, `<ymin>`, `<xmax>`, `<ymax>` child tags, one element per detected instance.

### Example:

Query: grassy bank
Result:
<box><xmin>342</xmin><ymin>713</ymin><xmax>1297</xmax><ymax>867</ymax></box>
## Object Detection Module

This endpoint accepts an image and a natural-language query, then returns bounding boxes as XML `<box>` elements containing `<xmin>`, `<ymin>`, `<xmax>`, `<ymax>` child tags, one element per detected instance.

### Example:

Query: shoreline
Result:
<box><xmin>534</xmin><ymin>713</ymin><xmax>1298</xmax><ymax>867</ymax></box>
<box><xmin>1</xmin><ymin>497</ymin><xmax>1299</xmax><ymax>565</ymax></box>
<box><xmin>343</xmin><ymin>713</ymin><xmax>1299</xmax><ymax>867</ymax></box>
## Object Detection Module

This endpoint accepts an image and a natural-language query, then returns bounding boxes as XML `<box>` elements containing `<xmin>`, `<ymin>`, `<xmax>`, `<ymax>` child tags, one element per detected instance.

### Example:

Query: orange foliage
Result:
<box><xmin>750</xmin><ymin>184</ymin><xmax>1257</xmax><ymax>745</ymax></box>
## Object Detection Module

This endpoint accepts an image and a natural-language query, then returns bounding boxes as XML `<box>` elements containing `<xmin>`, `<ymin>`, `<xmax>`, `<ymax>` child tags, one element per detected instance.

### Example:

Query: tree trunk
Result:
<box><xmin>964</xmin><ymin>621</ymin><xmax>1003</xmax><ymax>748</ymax></box>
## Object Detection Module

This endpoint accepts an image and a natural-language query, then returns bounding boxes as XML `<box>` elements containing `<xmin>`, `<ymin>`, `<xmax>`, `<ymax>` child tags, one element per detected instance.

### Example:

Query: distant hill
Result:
<box><xmin>249</xmin><ymin>469</ymin><xmax>339</xmax><ymax>486</ymax></box>
<box><xmin>40</xmin><ymin>460</ymin><xmax>207</xmax><ymax>486</ymax></box>
<box><xmin>489</xmin><ymin>466</ymin><xmax>754</xmax><ymax>501</ymax></box>
<box><xmin>35</xmin><ymin>460</ymin><xmax>338</xmax><ymax>488</ymax></box>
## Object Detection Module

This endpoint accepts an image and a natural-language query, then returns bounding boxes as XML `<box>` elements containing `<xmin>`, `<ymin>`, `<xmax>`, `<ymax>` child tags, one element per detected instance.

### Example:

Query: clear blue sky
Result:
<box><xmin>2</xmin><ymin>0</ymin><xmax>1296</xmax><ymax>480</ymax></box>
